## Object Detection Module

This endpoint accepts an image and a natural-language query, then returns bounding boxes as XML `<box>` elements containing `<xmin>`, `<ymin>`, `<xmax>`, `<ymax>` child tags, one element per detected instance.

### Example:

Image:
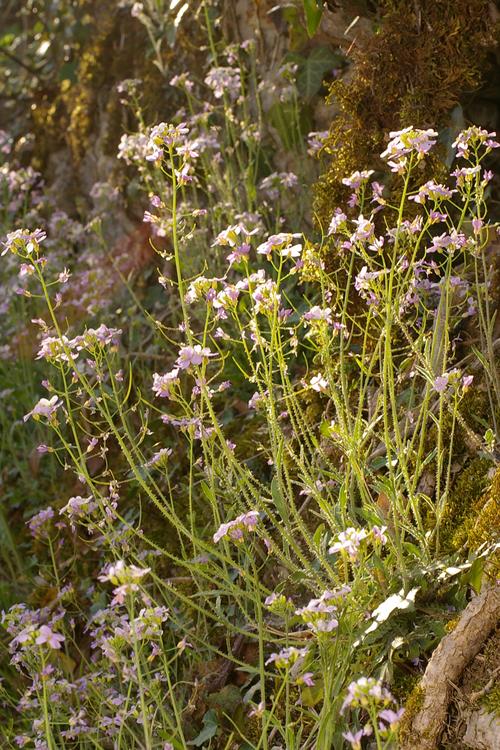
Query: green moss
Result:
<box><xmin>399</xmin><ymin>683</ymin><xmax>424</xmax><ymax>745</ymax></box>
<box><xmin>482</xmin><ymin>683</ymin><xmax>500</xmax><ymax>717</ymax></box>
<box><xmin>436</xmin><ymin>460</ymin><xmax>500</xmax><ymax>575</ymax></box>
<box><xmin>30</xmin><ymin>3</ymin><xmax>178</xmax><ymax>173</ymax></box>
<box><xmin>440</xmin><ymin>457</ymin><xmax>493</xmax><ymax>552</ymax></box>
<box><xmin>392</xmin><ymin>670</ymin><xmax>420</xmax><ymax>704</ymax></box>
<box><xmin>467</xmin><ymin>467</ymin><xmax>500</xmax><ymax>575</ymax></box>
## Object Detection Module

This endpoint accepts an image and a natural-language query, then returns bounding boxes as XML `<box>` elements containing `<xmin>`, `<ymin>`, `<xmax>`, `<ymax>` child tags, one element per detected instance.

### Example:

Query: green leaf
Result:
<box><xmin>301</xmin><ymin>679</ymin><xmax>324</xmax><ymax>706</ymax></box>
<box><xmin>201</xmin><ymin>481</ymin><xmax>216</xmax><ymax>504</ymax></box>
<box><xmin>303</xmin><ymin>0</ymin><xmax>324</xmax><ymax>37</ymax></box>
<box><xmin>188</xmin><ymin>709</ymin><xmax>218</xmax><ymax>746</ymax></box>
<box><xmin>271</xmin><ymin>476</ymin><xmax>289</xmax><ymax>522</ymax></box>
<box><xmin>313</xmin><ymin>523</ymin><xmax>325</xmax><ymax>549</ymax></box>
<box><xmin>297</xmin><ymin>46</ymin><xmax>340</xmax><ymax>99</ymax></box>
<box><xmin>466</xmin><ymin>556</ymin><xmax>485</xmax><ymax>595</ymax></box>
<box><xmin>207</xmin><ymin>684</ymin><xmax>242</xmax><ymax>714</ymax></box>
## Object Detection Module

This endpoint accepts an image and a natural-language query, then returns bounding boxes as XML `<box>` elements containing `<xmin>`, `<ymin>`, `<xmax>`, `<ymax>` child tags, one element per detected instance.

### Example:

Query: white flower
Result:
<box><xmin>310</xmin><ymin>374</ymin><xmax>328</xmax><ymax>393</ymax></box>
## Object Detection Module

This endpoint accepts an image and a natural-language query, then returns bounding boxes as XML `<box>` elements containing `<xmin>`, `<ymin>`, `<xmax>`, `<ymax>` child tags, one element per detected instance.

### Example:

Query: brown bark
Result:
<box><xmin>402</xmin><ymin>586</ymin><xmax>500</xmax><ymax>750</ymax></box>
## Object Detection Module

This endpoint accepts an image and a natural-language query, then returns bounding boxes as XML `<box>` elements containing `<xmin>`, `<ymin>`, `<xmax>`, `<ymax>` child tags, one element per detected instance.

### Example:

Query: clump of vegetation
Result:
<box><xmin>1</xmin><ymin>2</ymin><xmax>499</xmax><ymax>749</ymax></box>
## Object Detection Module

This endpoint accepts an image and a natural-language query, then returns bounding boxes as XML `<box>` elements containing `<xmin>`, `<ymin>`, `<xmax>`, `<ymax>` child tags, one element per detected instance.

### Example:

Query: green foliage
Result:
<box><xmin>1</xmin><ymin>3</ymin><xmax>500</xmax><ymax>749</ymax></box>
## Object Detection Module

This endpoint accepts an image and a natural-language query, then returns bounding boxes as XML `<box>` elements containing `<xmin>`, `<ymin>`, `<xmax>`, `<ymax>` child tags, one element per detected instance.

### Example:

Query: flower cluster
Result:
<box><xmin>35</xmin><ymin>324</ymin><xmax>122</xmax><ymax>365</ymax></box>
<box><xmin>341</xmin><ymin>677</ymin><xmax>404</xmax><ymax>748</ymax></box>
<box><xmin>381</xmin><ymin>127</ymin><xmax>438</xmax><ymax>172</ymax></box>
<box><xmin>204</xmin><ymin>66</ymin><xmax>241</xmax><ymax>100</ymax></box>
<box><xmin>3</xmin><ymin>38</ymin><xmax>499</xmax><ymax>747</ymax></box>
<box><xmin>98</xmin><ymin>561</ymin><xmax>151</xmax><ymax>605</ymax></box>
<box><xmin>27</xmin><ymin>506</ymin><xmax>56</xmax><ymax>538</ymax></box>
<box><xmin>295</xmin><ymin>587</ymin><xmax>350</xmax><ymax>633</ymax></box>
<box><xmin>2</xmin><ymin>227</ymin><xmax>46</xmax><ymax>256</ymax></box>
<box><xmin>213</xmin><ymin>510</ymin><xmax>259</xmax><ymax>544</ymax></box>
<box><xmin>452</xmin><ymin>126</ymin><xmax>500</xmax><ymax>159</ymax></box>
<box><xmin>265</xmin><ymin>645</ymin><xmax>307</xmax><ymax>668</ymax></box>
<box><xmin>60</xmin><ymin>495</ymin><xmax>98</xmax><ymax>529</ymax></box>
<box><xmin>146</xmin><ymin>122</ymin><xmax>190</xmax><ymax>161</ymax></box>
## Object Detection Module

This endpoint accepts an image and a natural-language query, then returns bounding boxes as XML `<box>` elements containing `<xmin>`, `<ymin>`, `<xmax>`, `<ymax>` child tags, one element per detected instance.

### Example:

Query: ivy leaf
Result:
<box><xmin>303</xmin><ymin>0</ymin><xmax>324</xmax><ymax>37</ymax></box>
<box><xmin>207</xmin><ymin>684</ymin><xmax>242</xmax><ymax>715</ymax></box>
<box><xmin>188</xmin><ymin>709</ymin><xmax>218</xmax><ymax>746</ymax></box>
<box><xmin>296</xmin><ymin>46</ymin><xmax>341</xmax><ymax>99</ymax></box>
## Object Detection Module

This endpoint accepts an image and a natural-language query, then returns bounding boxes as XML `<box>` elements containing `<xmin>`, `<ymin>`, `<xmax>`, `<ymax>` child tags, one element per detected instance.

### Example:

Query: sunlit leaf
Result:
<box><xmin>303</xmin><ymin>0</ymin><xmax>324</xmax><ymax>37</ymax></box>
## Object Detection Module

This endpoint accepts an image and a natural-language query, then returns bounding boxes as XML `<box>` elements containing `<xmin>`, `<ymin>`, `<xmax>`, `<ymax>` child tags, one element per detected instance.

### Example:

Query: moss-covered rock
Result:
<box><xmin>440</xmin><ymin>457</ymin><xmax>494</xmax><ymax>552</ymax></box>
<box><xmin>467</xmin><ymin>467</ymin><xmax>500</xmax><ymax>575</ymax></box>
<box><xmin>313</xmin><ymin>0</ymin><xmax>498</xmax><ymax>228</ymax></box>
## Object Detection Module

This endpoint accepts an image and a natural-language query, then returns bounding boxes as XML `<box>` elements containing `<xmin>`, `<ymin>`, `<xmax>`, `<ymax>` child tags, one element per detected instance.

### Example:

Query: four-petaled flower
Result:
<box><xmin>35</xmin><ymin>625</ymin><xmax>65</xmax><ymax>650</ymax></box>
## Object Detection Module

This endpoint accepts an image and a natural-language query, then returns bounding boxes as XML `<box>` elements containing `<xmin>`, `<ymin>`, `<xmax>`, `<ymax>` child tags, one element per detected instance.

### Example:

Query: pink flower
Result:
<box><xmin>176</xmin><ymin>637</ymin><xmax>193</xmax><ymax>653</ymax></box>
<box><xmin>24</xmin><ymin>395</ymin><xmax>62</xmax><ymax>422</ymax></box>
<box><xmin>146</xmin><ymin>122</ymin><xmax>189</xmax><ymax>161</ymax></box>
<box><xmin>248</xmin><ymin>701</ymin><xmax>265</xmax><ymax>718</ymax></box>
<box><xmin>14</xmin><ymin>737</ymin><xmax>30</xmax><ymax>747</ymax></box>
<box><xmin>351</xmin><ymin>215</ymin><xmax>375</xmax><ymax>243</ymax></box>
<box><xmin>265</xmin><ymin>646</ymin><xmax>307</xmax><ymax>667</ymax></box>
<box><xmin>371</xmin><ymin>181</ymin><xmax>385</xmax><ymax>205</ymax></box>
<box><xmin>379</xmin><ymin>707</ymin><xmax>405</xmax><ymax>731</ymax></box>
<box><xmin>329</xmin><ymin>528</ymin><xmax>368</xmax><ymax>561</ymax></box>
<box><xmin>226</xmin><ymin>242</ymin><xmax>250</xmax><ymax>265</ymax></box>
<box><xmin>304</xmin><ymin>306</ymin><xmax>332</xmax><ymax>324</ymax></box>
<box><xmin>472</xmin><ymin>217</ymin><xmax>483</xmax><ymax>234</ymax></box>
<box><xmin>342</xmin><ymin>170</ymin><xmax>374</xmax><ymax>189</ymax></box>
<box><xmin>152</xmin><ymin>369</ymin><xmax>180</xmax><ymax>398</ymax></box>
<box><xmin>327</xmin><ymin>208</ymin><xmax>347</xmax><ymax>236</ymax></box>
<box><xmin>372</xmin><ymin>525</ymin><xmax>388</xmax><ymax>544</ymax></box>
<box><xmin>35</xmin><ymin>625</ymin><xmax>65</xmax><ymax>649</ymax></box>
<box><xmin>462</xmin><ymin>374</ymin><xmax>474</xmax><ymax>389</ymax></box>
<box><xmin>213</xmin><ymin>510</ymin><xmax>259</xmax><ymax>544</ymax></box>
<box><xmin>2</xmin><ymin>228</ymin><xmax>46</xmax><ymax>256</ymax></box>
<box><xmin>297</xmin><ymin>672</ymin><xmax>315</xmax><ymax>687</ymax></box>
<box><xmin>28</xmin><ymin>507</ymin><xmax>55</xmax><ymax>538</ymax></box>
<box><xmin>452</xmin><ymin>126</ymin><xmax>500</xmax><ymax>158</ymax></box>
<box><xmin>433</xmin><ymin>374</ymin><xmax>449</xmax><ymax>393</ymax></box>
<box><xmin>256</xmin><ymin>233</ymin><xmax>302</xmax><ymax>258</ymax></box>
<box><xmin>295</xmin><ymin>590</ymin><xmax>340</xmax><ymax>633</ymax></box>
<box><xmin>205</xmin><ymin>66</ymin><xmax>241</xmax><ymax>99</ymax></box>
<box><xmin>213</xmin><ymin>223</ymin><xmax>257</xmax><ymax>248</ymax></box>
<box><xmin>176</xmin><ymin>345</ymin><xmax>213</xmax><ymax>370</ymax></box>
<box><xmin>409</xmin><ymin>181</ymin><xmax>455</xmax><ymax>204</ymax></box>
<box><xmin>248</xmin><ymin>390</ymin><xmax>266</xmax><ymax>410</ymax></box>
<box><xmin>381</xmin><ymin>127</ymin><xmax>438</xmax><ymax>172</ymax></box>
<box><xmin>342</xmin><ymin>729</ymin><xmax>364</xmax><ymax>750</ymax></box>
<box><xmin>307</xmin><ymin>130</ymin><xmax>328</xmax><ymax>156</ymax></box>
<box><xmin>147</xmin><ymin>448</ymin><xmax>173</xmax><ymax>467</ymax></box>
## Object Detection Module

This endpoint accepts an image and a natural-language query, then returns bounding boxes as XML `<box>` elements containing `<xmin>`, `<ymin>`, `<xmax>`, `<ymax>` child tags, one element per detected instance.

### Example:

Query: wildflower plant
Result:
<box><xmin>1</xmin><ymin>7</ymin><xmax>500</xmax><ymax>749</ymax></box>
